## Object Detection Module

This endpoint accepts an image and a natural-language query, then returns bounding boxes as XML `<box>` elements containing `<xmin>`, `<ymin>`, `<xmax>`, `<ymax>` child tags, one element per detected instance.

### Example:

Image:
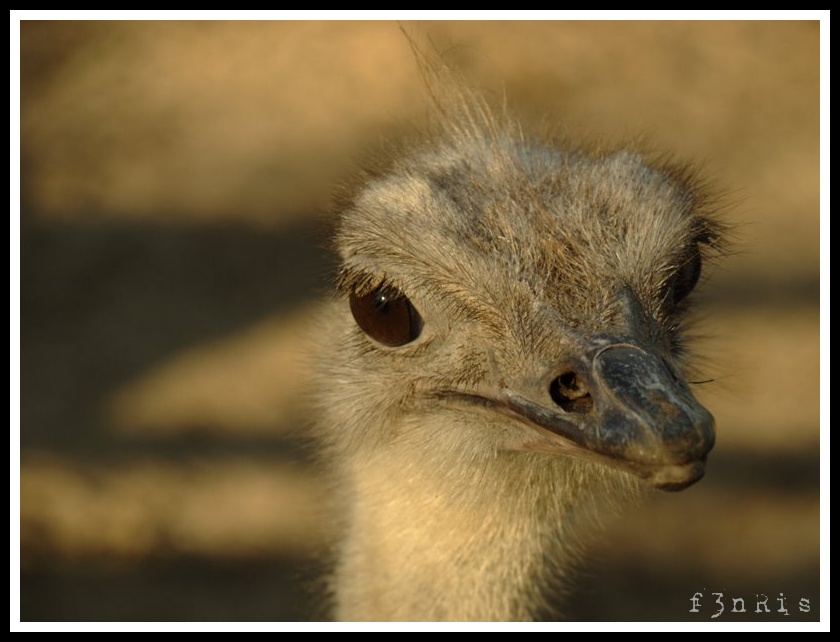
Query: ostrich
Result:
<box><xmin>312</xmin><ymin>83</ymin><xmax>723</xmax><ymax>622</ymax></box>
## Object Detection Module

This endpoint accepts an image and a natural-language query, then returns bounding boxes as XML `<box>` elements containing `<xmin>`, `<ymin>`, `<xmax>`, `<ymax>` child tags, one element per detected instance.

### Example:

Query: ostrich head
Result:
<box><xmin>313</xmin><ymin>98</ymin><xmax>724</xmax><ymax>621</ymax></box>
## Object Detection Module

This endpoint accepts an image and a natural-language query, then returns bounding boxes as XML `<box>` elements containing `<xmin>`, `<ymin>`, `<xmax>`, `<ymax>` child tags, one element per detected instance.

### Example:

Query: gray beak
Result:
<box><xmin>502</xmin><ymin>341</ymin><xmax>715</xmax><ymax>490</ymax></box>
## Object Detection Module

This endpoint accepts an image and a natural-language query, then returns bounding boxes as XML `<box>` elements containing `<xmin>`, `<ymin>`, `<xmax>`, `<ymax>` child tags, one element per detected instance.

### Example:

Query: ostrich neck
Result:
<box><xmin>332</xmin><ymin>440</ymin><xmax>597</xmax><ymax>622</ymax></box>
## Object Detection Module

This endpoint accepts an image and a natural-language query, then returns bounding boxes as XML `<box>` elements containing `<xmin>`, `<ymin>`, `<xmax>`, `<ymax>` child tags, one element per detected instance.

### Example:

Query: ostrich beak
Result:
<box><xmin>499</xmin><ymin>342</ymin><xmax>715</xmax><ymax>491</ymax></box>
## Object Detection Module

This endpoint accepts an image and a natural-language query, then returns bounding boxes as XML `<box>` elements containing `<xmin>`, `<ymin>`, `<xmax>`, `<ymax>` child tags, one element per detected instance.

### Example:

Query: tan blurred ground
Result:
<box><xmin>18</xmin><ymin>20</ymin><xmax>821</xmax><ymax>623</ymax></box>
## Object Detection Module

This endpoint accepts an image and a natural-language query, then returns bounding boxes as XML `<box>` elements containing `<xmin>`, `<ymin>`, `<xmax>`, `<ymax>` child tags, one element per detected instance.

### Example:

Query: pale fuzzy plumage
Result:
<box><xmin>312</xmin><ymin>84</ymin><xmax>723</xmax><ymax>621</ymax></box>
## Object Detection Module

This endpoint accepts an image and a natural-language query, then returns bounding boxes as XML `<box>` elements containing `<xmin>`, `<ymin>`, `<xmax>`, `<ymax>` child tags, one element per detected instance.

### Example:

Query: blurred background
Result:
<box><xmin>17</xmin><ymin>20</ymin><xmax>821</xmax><ymax>622</ymax></box>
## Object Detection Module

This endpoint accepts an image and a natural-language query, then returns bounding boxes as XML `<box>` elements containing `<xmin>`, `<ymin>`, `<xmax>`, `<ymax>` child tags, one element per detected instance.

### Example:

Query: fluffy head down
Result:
<box><xmin>319</xmin><ymin>115</ymin><xmax>722</xmax><ymax>459</ymax></box>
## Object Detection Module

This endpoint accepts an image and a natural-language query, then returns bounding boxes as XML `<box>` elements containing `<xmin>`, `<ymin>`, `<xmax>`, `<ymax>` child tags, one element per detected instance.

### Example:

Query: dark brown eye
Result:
<box><xmin>349</xmin><ymin>286</ymin><xmax>424</xmax><ymax>347</ymax></box>
<box><xmin>665</xmin><ymin>247</ymin><xmax>703</xmax><ymax>308</ymax></box>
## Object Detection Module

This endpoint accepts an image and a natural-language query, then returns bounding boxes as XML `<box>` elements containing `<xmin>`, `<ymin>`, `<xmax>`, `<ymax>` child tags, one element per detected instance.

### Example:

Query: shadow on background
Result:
<box><xmin>21</xmin><ymin>215</ymin><xmax>331</xmax><ymax>453</ymax></box>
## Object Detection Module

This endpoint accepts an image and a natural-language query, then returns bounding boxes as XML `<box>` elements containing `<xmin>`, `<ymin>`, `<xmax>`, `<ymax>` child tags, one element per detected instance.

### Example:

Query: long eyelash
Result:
<box><xmin>336</xmin><ymin>267</ymin><xmax>389</xmax><ymax>298</ymax></box>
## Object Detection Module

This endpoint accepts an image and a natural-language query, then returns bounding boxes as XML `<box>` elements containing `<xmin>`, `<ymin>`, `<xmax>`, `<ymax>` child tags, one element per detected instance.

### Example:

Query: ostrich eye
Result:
<box><xmin>665</xmin><ymin>246</ymin><xmax>703</xmax><ymax>308</ymax></box>
<box><xmin>349</xmin><ymin>286</ymin><xmax>424</xmax><ymax>347</ymax></box>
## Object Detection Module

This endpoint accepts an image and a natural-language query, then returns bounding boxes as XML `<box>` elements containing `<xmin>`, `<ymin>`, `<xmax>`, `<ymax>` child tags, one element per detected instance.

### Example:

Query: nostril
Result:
<box><xmin>550</xmin><ymin>371</ymin><xmax>593</xmax><ymax>414</ymax></box>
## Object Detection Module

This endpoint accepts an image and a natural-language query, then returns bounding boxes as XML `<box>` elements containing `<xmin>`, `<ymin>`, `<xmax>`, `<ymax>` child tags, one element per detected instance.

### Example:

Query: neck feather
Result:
<box><xmin>329</xmin><ymin>433</ymin><xmax>634</xmax><ymax>621</ymax></box>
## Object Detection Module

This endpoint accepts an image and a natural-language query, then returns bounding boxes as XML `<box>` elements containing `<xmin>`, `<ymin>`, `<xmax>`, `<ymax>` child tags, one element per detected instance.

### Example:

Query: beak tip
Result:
<box><xmin>645</xmin><ymin>459</ymin><xmax>707</xmax><ymax>492</ymax></box>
